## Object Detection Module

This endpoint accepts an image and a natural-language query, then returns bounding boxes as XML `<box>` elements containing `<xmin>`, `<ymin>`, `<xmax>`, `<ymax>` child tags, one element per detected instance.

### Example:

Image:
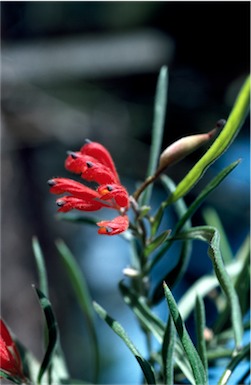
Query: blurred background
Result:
<box><xmin>1</xmin><ymin>2</ymin><xmax>250</xmax><ymax>384</ymax></box>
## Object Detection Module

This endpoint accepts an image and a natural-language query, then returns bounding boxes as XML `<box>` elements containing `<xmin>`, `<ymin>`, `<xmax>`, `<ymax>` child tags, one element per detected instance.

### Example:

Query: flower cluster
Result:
<box><xmin>48</xmin><ymin>141</ymin><xmax>130</xmax><ymax>235</ymax></box>
<box><xmin>0</xmin><ymin>319</ymin><xmax>24</xmax><ymax>380</ymax></box>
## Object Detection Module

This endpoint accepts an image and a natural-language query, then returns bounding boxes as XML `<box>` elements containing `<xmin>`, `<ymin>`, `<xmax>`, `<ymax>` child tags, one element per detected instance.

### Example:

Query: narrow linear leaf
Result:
<box><xmin>147</xmin><ymin>175</ymin><xmax>192</xmax><ymax>274</ymax></box>
<box><xmin>32</xmin><ymin>238</ymin><xmax>69</xmax><ymax>382</ymax></box>
<box><xmin>141</xmin><ymin>66</ymin><xmax>168</xmax><ymax>205</ymax></box>
<box><xmin>162</xmin><ymin>317</ymin><xmax>175</xmax><ymax>385</ymax></box>
<box><xmin>149</xmin><ymin>161</ymin><xmax>238</xmax><ymax>281</ymax></box>
<box><xmin>173</xmin><ymin>347</ymin><xmax>196</xmax><ymax>385</ymax></box>
<box><xmin>151</xmin><ymin>240</ymin><xmax>192</xmax><ymax>305</ymax></box>
<box><xmin>163</xmin><ymin>282</ymin><xmax>207</xmax><ymax>385</ymax></box>
<box><xmin>218</xmin><ymin>343</ymin><xmax>250</xmax><ymax>385</ymax></box>
<box><xmin>0</xmin><ymin>371</ymin><xmax>23</xmax><ymax>384</ymax></box>
<box><xmin>34</xmin><ymin>287</ymin><xmax>58</xmax><ymax>385</ymax></box>
<box><xmin>120</xmin><ymin>281</ymin><xmax>195</xmax><ymax>383</ymax></box>
<box><xmin>233</xmin><ymin>249</ymin><xmax>250</xmax><ymax>316</ymax></box>
<box><xmin>55</xmin><ymin>239</ymin><xmax>99</xmax><ymax>384</ymax></box>
<box><xmin>214</xmin><ymin>245</ymin><xmax>250</xmax><ymax>334</ymax></box>
<box><xmin>32</xmin><ymin>236</ymin><xmax>49</xmax><ymax>298</ymax></box>
<box><xmin>93</xmin><ymin>301</ymin><xmax>156</xmax><ymax>385</ymax></box>
<box><xmin>119</xmin><ymin>281</ymin><xmax>165</xmax><ymax>342</ymax></box>
<box><xmin>175</xmin><ymin>226</ymin><xmax>243</xmax><ymax>349</ymax></box>
<box><xmin>174</xmin><ymin>160</ymin><xmax>240</xmax><ymax>235</ymax></box>
<box><xmin>207</xmin><ymin>349</ymin><xmax>233</xmax><ymax>361</ymax></box>
<box><xmin>144</xmin><ymin>230</ymin><xmax>171</xmax><ymax>258</ymax></box>
<box><xmin>195</xmin><ymin>295</ymin><xmax>208</xmax><ymax>377</ymax></box>
<box><xmin>202</xmin><ymin>207</ymin><xmax>234</xmax><ymax>263</ymax></box>
<box><xmin>167</xmin><ymin>75</ymin><xmax>250</xmax><ymax>204</ymax></box>
<box><xmin>178</xmin><ymin>258</ymin><xmax>243</xmax><ymax>321</ymax></box>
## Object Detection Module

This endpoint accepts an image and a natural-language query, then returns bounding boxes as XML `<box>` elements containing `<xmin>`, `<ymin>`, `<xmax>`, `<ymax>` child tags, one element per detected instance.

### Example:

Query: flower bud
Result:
<box><xmin>158</xmin><ymin>127</ymin><xmax>217</xmax><ymax>172</ymax></box>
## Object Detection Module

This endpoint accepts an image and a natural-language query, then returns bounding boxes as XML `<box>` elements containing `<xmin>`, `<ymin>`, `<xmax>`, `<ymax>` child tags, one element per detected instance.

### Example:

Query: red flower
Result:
<box><xmin>48</xmin><ymin>141</ymin><xmax>130</xmax><ymax>235</ymax></box>
<box><xmin>97</xmin><ymin>215</ymin><xmax>129</xmax><ymax>235</ymax></box>
<box><xmin>0</xmin><ymin>319</ymin><xmax>24</xmax><ymax>380</ymax></box>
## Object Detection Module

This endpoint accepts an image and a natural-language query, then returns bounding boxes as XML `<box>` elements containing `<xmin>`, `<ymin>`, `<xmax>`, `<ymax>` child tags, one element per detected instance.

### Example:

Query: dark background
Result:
<box><xmin>1</xmin><ymin>2</ymin><xmax>250</xmax><ymax>383</ymax></box>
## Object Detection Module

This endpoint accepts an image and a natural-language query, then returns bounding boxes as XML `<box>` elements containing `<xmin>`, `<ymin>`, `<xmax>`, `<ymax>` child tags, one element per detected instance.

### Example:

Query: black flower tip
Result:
<box><xmin>216</xmin><ymin>119</ymin><xmax>226</xmax><ymax>129</ymax></box>
<box><xmin>56</xmin><ymin>200</ymin><xmax>65</xmax><ymax>207</ymax></box>
<box><xmin>47</xmin><ymin>179</ymin><xmax>56</xmax><ymax>187</ymax></box>
<box><xmin>67</xmin><ymin>151</ymin><xmax>79</xmax><ymax>159</ymax></box>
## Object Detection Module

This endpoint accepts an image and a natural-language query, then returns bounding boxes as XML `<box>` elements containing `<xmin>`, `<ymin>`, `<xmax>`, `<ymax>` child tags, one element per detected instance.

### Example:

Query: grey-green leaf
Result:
<box><xmin>34</xmin><ymin>287</ymin><xmax>58</xmax><ymax>385</ymax></box>
<box><xmin>162</xmin><ymin>316</ymin><xmax>175</xmax><ymax>385</ymax></box>
<box><xmin>55</xmin><ymin>239</ymin><xmax>99</xmax><ymax>384</ymax></box>
<box><xmin>32</xmin><ymin>236</ymin><xmax>49</xmax><ymax>298</ymax></box>
<box><xmin>195</xmin><ymin>295</ymin><xmax>208</xmax><ymax>377</ymax></box>
<box><xmin>119</xmin><ymin>281</ymin><xmax>165</xmax><ymax>342</ymax></box>
<box><xmin>163</xmin><ymin>282</ymin><xmax>207</xmax><ymax>385</ymax></box>
<box><xmin>175</xmin><ymin>226</ymin><xmax>243</xmax><ymax>350</ymax></box>
<box><xmin>141</xmin><ymin>66</ymin><xmax>168</xmax><ymax>205</ymax></box>
<box><xmin>93</xmin><ymin>301</ymin><xmax>156</xmax><ymax>385</ymax></box>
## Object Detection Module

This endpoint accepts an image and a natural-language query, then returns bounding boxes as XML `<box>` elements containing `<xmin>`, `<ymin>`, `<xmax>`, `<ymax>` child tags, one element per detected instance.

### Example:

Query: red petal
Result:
<box><xmin>48</xmin><ymin>178</ymin><xmax>100</xmax><ymax>200</ymax></box>
<box><xmin>80</xmin><ymin>142</ymin><xmax>120</xmax><ymax>183</ymax></box>
<box><xmin>0</xmin><ymin>320</ymin><xmax>23</xmax><ymax>378</ymax></box>
<box><xmin>65</xmin><ymin>153</ymin><xmax>117</xmax><ymax>185</ymax></box>
<box><xmin>65</xmin><ymin>153</ymin><xmax>94</xmax><ymax>174</ymax></box>
<box><xmin>97</xmin><ymin>215</ymin><xmax>129</xmax><ymax>235</ymax></box>
<box><xmin>97</xmin><ymin>184</ymin><xmax>129</xmax><ymax>209</ymax></box>
<box><xmin>0</xmin><ymin>320</ymin><xmax>13</xmax><ymax>347</ymax></box>
<box><xmin>81</xmin><ymin>161</ymin><xmax>117</xmax><ymax>185</ymax></box>
<box><xmin>56</xmin><ymin>196</ymin><xmax>103</xmax><ymax>212</ymax></box>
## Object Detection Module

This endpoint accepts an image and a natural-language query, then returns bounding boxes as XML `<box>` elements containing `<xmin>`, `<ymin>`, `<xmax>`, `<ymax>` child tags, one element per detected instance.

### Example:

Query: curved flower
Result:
<box><xmin>97</xmin><ymin>215</ymin><xmax>129</xmax><ymax>235</ymax></box>
<box><xmin>48</xmin><ymin>141</ymin><xmax>130</xmax><ymax>235</ymax></box>
<box><xmin>0</xmin><ymin>319</ymin><xmax>24</xmax><ymax>380</ymax></box>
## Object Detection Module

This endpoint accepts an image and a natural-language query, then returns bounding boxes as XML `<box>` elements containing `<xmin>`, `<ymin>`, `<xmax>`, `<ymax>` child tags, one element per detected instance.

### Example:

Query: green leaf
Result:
<box><xmin>175</xmin><ymin>226</ymin><xmax>243</xmax><ymax>349</ymax></box>
<box><xmin>177</xmin><ymin>258</ymin><xmax>243</xmax><ymax>321</ymax></box>
<box><xmin>151</xmin><ymin>241</ymin><xmax>192</xmax><ymax>305</ymax></box>
<box><xmin>163</xmin><ymin>282</ymin><xmax>207</xmax><ymax>385</ymax></box>
<box><xmin>202</xmin><ymin>207</ymin><xmax>234</xmax><ymax>263</ymax></box>
<box><xmin>234</xmin><ymin>242</ymin><xmax>250</xmax><ymax>315</ymax></box>
<box><xmin>32</xmin><ymin>236</ymin><xmax>49</xmax><ymax>298</ymax></box>
<box><xmin>194</xmin><ymin>295</ymin><xmax>208</xmax><ymax>377</ymax></box>
<box><xmin>0</xmin><ymin>371</ymin><xmax>23</xmax><ymax>384</ymax></box>
<box><xmin>55</xmin><ymin>239</ymin><xmax>99</xmax><ymax>384</ymax></box>
<box><xmin>151</xmin><ymin>161</ymin><xmax>240</xmax><ymax>305</ymax></box>
<box><xmin>214</xmin><ymin>240</ymin><xmax>250</xmax><ymax>334</ymax></box>
<box><xmin>141</xmin><ymin>66</ymin><xmax>168</xmax><ymax>205</ymax></box>
<box><xmin>174</xmin><ymin>160</ymin><xmax>240</xmax><ymax>235</ymax></box>
<box><xmin>218</xmin><ymin>343</ymin><xmax>250</xmax><ymax>385</ymax></box>
<box><xmin>173</xmin><ymin>340</ymin><xmax>196</xmax><ymax>385</ymax></box>
<box><xmin>118</xmin><ymin>283</ymin><xmax>196</xmax><ymax>385</ymax></box>
<box><xmin>162</xmin><ymin>317</ymin><xmax>175</xmax><ymax>385</ymax></box>
<box><xmin>32</xmin><ymin>238</ymin><xmax>69</xmax><ymax>382</ymax></box>
<box><xmin>34</xmin><ymin>287</ymin><xmax>58</xmax><ymax>385</ymax></box>
<box><xmin>144</xmin><ymin>229</ymin><xmax>171</xmax><ymax>258</ymax></box>
<box><xmin>93</xmin><ymin>301</ymin><xmax>156</xmax><ymax>385</ymax></box>
<box><xmin>119</xmin><ymin>281</ymin><xmax>165</xmax><ymax>343</ymax></box>
<box><xmin>147</xmin><ymin>175</ymin><xmax>192</xmax><ymax>274</ymax></box>
<box><xmin>166</xmin><ymin>75</ymin><xmax>250</xmax><ymax>204</ymax></box>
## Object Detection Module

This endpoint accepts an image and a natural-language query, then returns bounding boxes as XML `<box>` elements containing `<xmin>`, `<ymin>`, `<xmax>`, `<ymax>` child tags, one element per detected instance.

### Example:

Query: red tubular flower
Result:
<box><xmin>97</xmin><ymin>215</ymin><xmax>129</xmax><ymax>235</ymax></box>
<box><xmin>0</xmin><ymin>319</ymin><xmax>24</xmax><ymax>380</ymax></box>
<box><xmin>80</xmin><ymin>141</ymin><xmax>120</xmax><ymax>183</ymax></box>
<box><xmin>48</xmin><ymin>141</ymin><xmax>130</xmax><ymax>235</ymax></box>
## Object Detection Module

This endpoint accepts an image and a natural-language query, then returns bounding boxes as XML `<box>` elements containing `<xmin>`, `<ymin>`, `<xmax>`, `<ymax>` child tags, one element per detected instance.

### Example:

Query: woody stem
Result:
<box><xmin>133</xmin><ymin>167</ymin><xmax>165</xmax><ymax>201</ymax></box>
